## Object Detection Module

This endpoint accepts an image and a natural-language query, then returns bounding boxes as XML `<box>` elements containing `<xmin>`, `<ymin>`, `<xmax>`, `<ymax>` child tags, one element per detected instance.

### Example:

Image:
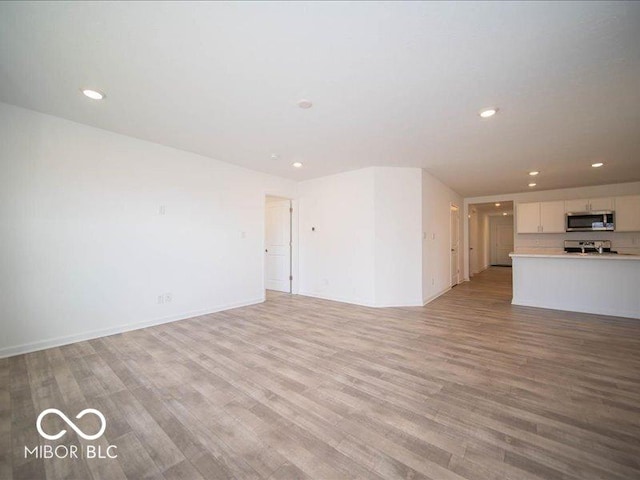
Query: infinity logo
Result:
<box><xmin>36</xmin><ymin>408</ymin><xmax>106</xmax><ymax>441</ymax></box>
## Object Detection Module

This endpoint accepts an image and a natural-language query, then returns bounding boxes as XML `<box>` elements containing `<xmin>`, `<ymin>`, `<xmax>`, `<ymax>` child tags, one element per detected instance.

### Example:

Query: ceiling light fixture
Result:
<box><xmin>292</xmin><ymin>162</ymin><xmax>303</xmax><ymax>168</ymax></box>
<box><xmin>270</xmin><ymin>154</ymin><xmax>279</xmax><ymax>161</ymax></box>
<box><xmin>81</xmin><ymin>89</ymin><xmax>105</xmax><ymax>100</ymax></box>
<box><xmin>528</xmin><ymin>183</ymin><xmax>537</xmax><ymax>187</ymax></box>
<box><xmin>479</xmin><ymin>107</ymin><xmax>498</xmax><ymax>118</ymax></box>
<box><xmin>503</xmin><ymin>212</ymin><xmax>508</xmax><ymax>216</ymax></box>
<box><xmin>529</xmin><ymin>171</ymin><xmax>539</xmax><ymax>176</ymax></box>
<box><xmin>591</xmin><ymin>162</ymin><xmax>604</xmax><ymax>168</ymax></box>
<box><xmin>495</xmin><ymin>203</ymin><xmax>501</xmax><ymax>207</ymax></box>
<box><xmin>297</xmin><ymin>99</ymin><xmax>313</xmax><ymax>109</ymax></box>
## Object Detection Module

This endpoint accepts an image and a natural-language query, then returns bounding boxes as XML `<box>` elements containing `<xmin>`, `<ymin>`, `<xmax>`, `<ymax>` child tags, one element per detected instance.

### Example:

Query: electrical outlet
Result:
<box><xmin>431</xmin><ymin>233</ymin><xmax>436</xmax><ymax>240</ymax></box>
<box><xmin>431</xmin><ymin>278</ymin><xmax>435</xmax><ymax>285</ymax></box>
<box><xmin>159</xmin><ymin>205</ymin><xmax>166</xmax><ymax>215</ymax></box>
<box><xmin>164</xmin><ymin>293</ymin><xmax>172</xmax><ymax>303</ymax></box>
<box><xmin>157</xmin><ymin>295</ymin><xmax>164</xmax><ymax>304</ymax></box>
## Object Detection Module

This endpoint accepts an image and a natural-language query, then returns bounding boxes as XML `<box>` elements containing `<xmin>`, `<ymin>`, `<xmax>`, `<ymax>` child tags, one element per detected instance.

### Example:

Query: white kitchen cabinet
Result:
<box><xmin>589</xmin><ymin>197</ymin><xmax>614</xmax><ymax>211</ymax></box>
<box><xmin>565</xmin><ymin>197</ymin><xmax>614</xmax><ymax>213</ymax></box>
<box><xmin>517</xmin><ymin>202</ymin><xmax>541</xmax><ymax>233</ymax></box>
<box><xmin>540</xmin><ymin>201</ymin><xmax>566</xmax><ymax>233</ymax></box>
<box><xmin>517</xmin><ymin>201</ymin><xmax>565</xmax><ymax>233</ymax></box>
<box><xmin>615</xmin><ymin>195</ymin><xmax>640</xmax><ymax>232</ymax></box>
<box><xmin>565</xmin><ymin>198</ymin><xmax>590</xmax><ymax>213</ymax></box>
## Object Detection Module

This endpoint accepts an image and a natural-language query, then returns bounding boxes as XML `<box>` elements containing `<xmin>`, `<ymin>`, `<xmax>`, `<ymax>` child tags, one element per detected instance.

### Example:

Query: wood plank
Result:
<box><xmin>3</xmin><ymin>267</ymin><xmax>640</xmax><ymax>479</ymax></box>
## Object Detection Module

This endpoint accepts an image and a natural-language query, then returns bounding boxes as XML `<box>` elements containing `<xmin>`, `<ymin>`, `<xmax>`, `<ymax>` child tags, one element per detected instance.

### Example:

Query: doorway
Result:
<box><xmin>450</xmin><ymin>204</ymin><xmax>460</xmax><ymax>286</ymax></box>
<box><xmin>265</xmin><ymin>196</ymin><xmax>292</xmax><ymax>293</ymax></box>
<box><xmin>467</xmin><ymin>201</ymin><xmax>514</xmax><ymax>275</ymax></box>
<box><xmin>490</xmin><ymin>215</ymin><xmax>514</xmax><ymax>266</ymax></box>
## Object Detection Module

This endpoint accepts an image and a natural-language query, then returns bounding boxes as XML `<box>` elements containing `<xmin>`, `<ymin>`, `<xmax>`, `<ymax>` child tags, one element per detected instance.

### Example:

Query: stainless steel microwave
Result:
<box><xmin>566</xmin><ymin>211</ymin><xmax>615</xmax><ymax>232</ymax></box>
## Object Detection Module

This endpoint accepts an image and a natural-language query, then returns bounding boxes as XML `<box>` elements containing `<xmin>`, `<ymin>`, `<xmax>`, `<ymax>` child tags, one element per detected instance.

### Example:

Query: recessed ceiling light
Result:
<box><xmin>297</xmin><ymin>99</ymin><xmax>313</xmax><ymax>109</ymax></box>
<box><xmin>270</xmin><ymin>154</ymin><xmax>279</xmax><ymax>161</ymax></box>
<box><xmin>81</xmin><ymin>89</ymin><xmax>105</xmax><ymax>100</ymax></box>
<box><xmin>591</xmin><ymin>162</ymin><xmax>604</xmax><ymax>168</ymax></box>
<box><xmin>292</xmin><ymin>162</ymin><xmax>303</xmax><ymax>168</ymax></box>
<box><xmin>529</xmin><ymin>171</ymin><xmax>539</xmax><ymax>176</ymax></box>
<box><xmin>503</xmin><ymin>212</ymin><xmax>508</xmax><ymax>216</ymax></box>
<box><xmin>479</xmin><ymin>107</ymin><xmax>498</xmax><ymax>118</ymax></box>
<box><xmin>495</xmin><ymin>203</ymin><xmax>501</xmax><ymax>207</ymax></box>
<box><xmin>528</xmin><ymin>183</ymin><xmax>537</xmax><ymax>187</ymax></box>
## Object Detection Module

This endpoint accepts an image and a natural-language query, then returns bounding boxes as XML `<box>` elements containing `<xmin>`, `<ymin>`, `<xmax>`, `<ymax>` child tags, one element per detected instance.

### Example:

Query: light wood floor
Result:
<box><xmin>2</xmin><ymin>267</ymin><xmax>640</xmax><ymax>480</ymax></box>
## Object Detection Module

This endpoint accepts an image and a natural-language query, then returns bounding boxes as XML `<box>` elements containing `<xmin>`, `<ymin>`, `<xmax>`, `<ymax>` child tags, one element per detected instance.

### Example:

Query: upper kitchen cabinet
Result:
<box><xmin>540</xmin><ymin>201</ymin><xmax>566</xmax><ymax>233</ymax></box>
<box><xmin>517</xmin><ymin>202</ymin><xmax>541</xmax><ymax>233</ymax></box>
<box><xmin>565</xmin><ymin>197</ymin><xmax>614</xmax><ymax>213</ymax></box>
<box><xmin>615</xmin><ymin>195</ymin><xmax>640</xmax><ymax>232</ymax></box>
<box><xmin>516</xmin><ymin>201</ymin><xmax>565</xmax><ymax>233</ymax></box>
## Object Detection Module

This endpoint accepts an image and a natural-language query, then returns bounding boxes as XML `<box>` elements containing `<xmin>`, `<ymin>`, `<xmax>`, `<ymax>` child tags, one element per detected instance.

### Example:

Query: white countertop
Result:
<box><xmin>509</xmin><ymin>252</ymin><xmax>640</xmax><ymax>261</ymax></box>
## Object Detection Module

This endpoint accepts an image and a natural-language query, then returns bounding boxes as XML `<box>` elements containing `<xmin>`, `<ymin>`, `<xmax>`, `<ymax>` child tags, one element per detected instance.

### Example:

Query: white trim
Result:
<box><xmin>0</xmin><ymin>297</ymin><xmax>265</xmax><ymax>359</ymax></box>
<box><xmin>375</xmin><ymin>301</ymin><xmax>424</xmax><ymax>308</ymax></box>
<box><xmin>423</xmin><ymin>286</ymin><xmax>451</xmax><ymax>306</ymax></box>
<box><xmin>471</xmin><ymin>264</ymin><xmax>490</xmax><ymax>276</ymax></box>
<box><xmin>298</xmin><ymin>292</ymin><xmax>424</xmax><ymax>308</ymax></box>
<box><xmin>374</xmin><ymin>300</ymin><xmax>423</xmax><ymax>308</ymax></box>
<box><xmin>297</xmin><ymin>291</ymin><xmax>376</xmax><ymax>308</ymax></box>
<box><xmin>511</xmin><ymin>298</ymin><xmax>639</xmax><ymax>320</ymax></box>
<box><xmin>450</xmin><ymin>203</ymin><xmax>460</xmax><ymax>287</ymax></box>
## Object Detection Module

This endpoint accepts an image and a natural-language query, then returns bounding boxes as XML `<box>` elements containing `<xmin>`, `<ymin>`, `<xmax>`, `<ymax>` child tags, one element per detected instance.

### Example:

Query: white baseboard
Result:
<box><xmin>0</xmin><ymin>297</ymin><xmax>265</xmax><ymax>359</ymax></box>
<box><xmin>375</xmin><ymin>301</ymin><xmax>425</xmax><ymax>308</ymax></box>
<box><xmin>423</xmin><ymin>286</ymin><xmax>452</xmax><ymax>306</ymax></box>
<box><xmin>298</xmin><ymin>291</ymin><xmax>425</xmax><ymax>309</ymax></box>
<box><xmin>472</xmin><ymin>265</ymin><xmax>490</xmax><ymax>275</ymax></box>
<box><xmin>511</xmin><ymin>298</ymin><xmax>640</xmax><ymax>320</ymax></box>
<box><xmin>297</xmin><ymin>291</ymin><xmax>376</xmax><ymax>308</ymax></box>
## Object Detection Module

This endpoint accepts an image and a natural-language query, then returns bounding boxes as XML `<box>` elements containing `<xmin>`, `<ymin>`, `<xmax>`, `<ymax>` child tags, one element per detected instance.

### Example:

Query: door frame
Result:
<box><xmin>264</xmin><ymin>195</ymin><xmax>295</xmax><ymax>294</ymax></box>
<box><xmin>450</xmin><ymin>203</ymin><xmax>460</xmax><ymax>287</ymax></box>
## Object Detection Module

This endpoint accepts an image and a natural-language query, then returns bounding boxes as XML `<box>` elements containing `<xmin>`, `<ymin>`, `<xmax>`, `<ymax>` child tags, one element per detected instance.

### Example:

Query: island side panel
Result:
<box><xmin>511</xmin><ymin>256</ymin><xmax>640</xmax><ymax>319</ymax></box>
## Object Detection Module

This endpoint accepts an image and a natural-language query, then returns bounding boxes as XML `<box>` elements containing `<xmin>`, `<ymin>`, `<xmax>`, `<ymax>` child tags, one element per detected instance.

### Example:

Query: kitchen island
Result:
<box><xmin>509</xmin><ymin>252</ymin><xmax>640</xmax><ymax>319</ymax></box>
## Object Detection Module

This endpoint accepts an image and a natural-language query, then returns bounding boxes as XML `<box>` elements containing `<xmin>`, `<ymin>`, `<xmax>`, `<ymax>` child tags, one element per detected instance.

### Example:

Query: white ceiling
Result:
<box><xmin>1</xmin><ymin>1</ymin><xmax>639</xmax><ymax>197</ymax></box>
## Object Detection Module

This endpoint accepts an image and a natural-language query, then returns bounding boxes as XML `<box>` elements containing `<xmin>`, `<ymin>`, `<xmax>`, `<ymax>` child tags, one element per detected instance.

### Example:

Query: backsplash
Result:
<box><xmin>515</xmin><ymin>231</ymin><xmax>640</xmax><ymax>254</ymax></box>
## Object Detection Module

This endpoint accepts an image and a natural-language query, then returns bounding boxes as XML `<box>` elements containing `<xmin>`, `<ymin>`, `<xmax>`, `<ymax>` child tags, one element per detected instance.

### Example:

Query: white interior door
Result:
<box><xmin>491</xmin><ymin>217</ymin><xmax>514</xmax><ymax>266</ymax></box>
<box><xmin>450</xmin><ymin>206</ymin><xmax>459</xmax><ymax>286</ymax></box>
<box><xmin>265</xmin><ymin>199</ymin><xmax>291</xmax><ymax>292</ymax></box>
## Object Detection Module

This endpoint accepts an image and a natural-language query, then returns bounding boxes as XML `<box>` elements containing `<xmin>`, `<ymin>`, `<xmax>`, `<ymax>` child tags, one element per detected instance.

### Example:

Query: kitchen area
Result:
<box><xmin>510</xmin><ymin>194</ymin><xmax>640</xmax><ymax>319</ymax></box>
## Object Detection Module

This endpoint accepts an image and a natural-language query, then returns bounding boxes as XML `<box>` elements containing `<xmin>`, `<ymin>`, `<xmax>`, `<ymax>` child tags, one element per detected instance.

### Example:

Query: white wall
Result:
<box><xmin>373</xmin><ymin>167</ymin><xmax>423</xmax><ymax>307</ymax></box>
<box><xmin>422</xmin><ymin>170</ymin><xmax>463</xmax><ymax>304</ymax></box>
<box><xmin>298</xmin><ymin>166</ymin><xmax>425</xmax><ymax>307</ymax></box>
<box><xmin>463</xmin><ymin>181</ymin><xmax>640</xmax><ymax>279</ymax></box>
<box><xmin>0</xmin><ymin>102</ymin><xmax>296</xmax><ymax>357</ymax></box>
<box><xmin>297</xmin><ymin>168</ymin><xmax>376</xmax><ymax>306</ymax></box>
